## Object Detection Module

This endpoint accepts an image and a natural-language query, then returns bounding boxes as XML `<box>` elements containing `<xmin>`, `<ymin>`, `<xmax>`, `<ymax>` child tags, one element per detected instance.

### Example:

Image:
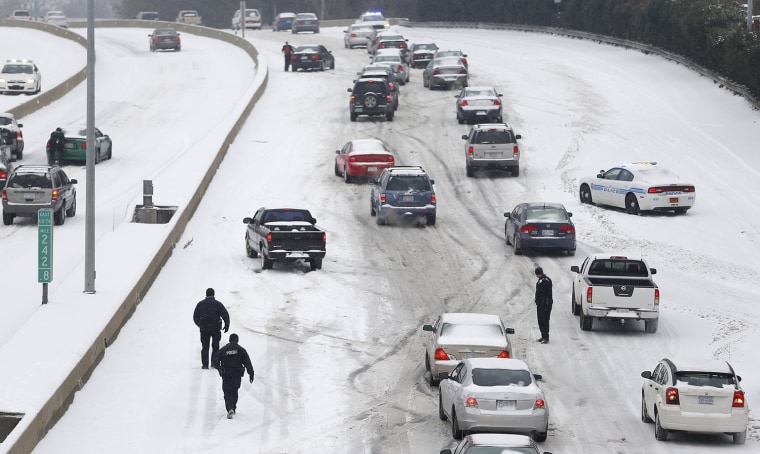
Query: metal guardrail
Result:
<box><xmin>399</xmin><ymin>19</ymin><xmax>760</xmax><ymax>111</ymax></box>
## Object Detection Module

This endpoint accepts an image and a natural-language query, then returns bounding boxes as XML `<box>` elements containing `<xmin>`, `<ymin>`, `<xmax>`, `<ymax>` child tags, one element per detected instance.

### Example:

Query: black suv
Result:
<box><xmin>348</xmin><ymin>78</ymin><xmax>394</xmax><ymax>122</ymax></box>
<box><xmin>357</xmin><ymin>67</ymin><xmax>399</xmax><ymax>110</ymax></box>
<box><xmin>2</xmin><ymin>165</ymin><xmax>77</xmax><ymax>225</ymax></box>
<box><xmin>370</xmin><ymin>166</ymin><xmax>436</xmax><ymax>226</ymax></box>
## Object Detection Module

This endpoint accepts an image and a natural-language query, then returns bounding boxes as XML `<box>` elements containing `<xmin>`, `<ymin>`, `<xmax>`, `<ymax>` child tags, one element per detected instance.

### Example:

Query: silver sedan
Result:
<box><xmin>344</xmin><ymin>23</ymin><xmax>373</xmax><ymax>48</ymax></box>
<box><xmin>423</xmin><ymin>57</ymin><xmax>468</xmax><ymax>90</ymax></box>
<box><xmin>439</xmin><ymin>358</ymin><xmax>549</xmax><ymax>442</ymax></box>
<box><xmin>371</xmin><ymin>49</ymin><xmax>410</xmax><ymax>84</ymax></box>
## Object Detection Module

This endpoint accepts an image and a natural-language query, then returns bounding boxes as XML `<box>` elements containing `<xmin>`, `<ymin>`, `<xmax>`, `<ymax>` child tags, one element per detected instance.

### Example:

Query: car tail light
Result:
<box><xmin>266</xmin><ymin>233</ymin><xmax>272</xmax><ymax>242</ymax></box>
<box><xmin>175</xmin><ymin>37</ymin><xmax>180</xmax><ymax>42</ymax></box>
<box><xmin>586</xmin><ymin>287</ymin><xmax>593</xmax><ymax>304</ymax></box>
<box><xmin>665</xmin><ymin>387</ymin><xmax>680</xmax><ymax>405</ymax></box>
<box><xmin>387</xmin><ymin>156</ymin><xmax>394</xmax><ymax>163</ymax></box>
<box><xmin>322</xmin><ymin>232</ymin><xmax>326</xmax><ymax>242</ymax></box>
<box><xmin>464</xmin><ymin>397</ymin><xmax>478</xmax><ymax>407</ymax></box>
<box><xmin>311</xmin><ymin>54</ymin><xmax>319</xmax><ymax>61</ymax></box>
<box><xmin>153</xmin><ymin>37</ymin><xmax>159</xmax><ymax>43</ymax></box>
<box><xmin>17</xmin><ymin>131</ymin><xmax>23</xmax><ymax>139</ymax></box>
<box><xmin>397</xmin><ymin>65</ymin><xmax>403</xmax><ymax>72</ymax></box>
<box><xmin>433</xmin><ymin>69</ymin><xmax>441</xmax><ymax>75</ymax></box>
<box><xmin>467</xmin><ymin>146</ymin><xmax>474</xmax><ymax>156</ymax></box>
<box><xmin>648</xmin><ymin>186</ymin><xmax>695</xmax><ymax>193</ymax></box>
<box><xmin>494</xmin><ymin>99</ymin><xmax>501</xmax><ymax>106</ymax></box>
<box><xmin>379</xmin><ymin>43</ymin><xmax>386</xmax><ymax>49</ymax></box>
<box><xmin>0</xmin><ymin>170</ymin><xmax>6</xmax><ymax>179</ymax></box>
<box><xmin>461</xmin><ymin>58</ymin><xmax>468</xmax><ymax>66</ymax></box>
<box><xmin>51</xmin><ymin>189</ymin><xmax>59</xmax><ymax>201</ymax></box>
<box><xmin>458</xmin><ymin>68</ymin><xmax>467</xmax><ymax>74</ymax></box>
<box><xmin>654</xmin><ymin>288</ymin><xmax>660</xmax><ymax>306</ymax></box>
<box><xmin>431</xmin><ymin>193</ymin><xmax>436</xmax><ymax>204</ymax></box>
<box><xmin>380</xmin><ymin>193</ymin><xmax>386</xmax><ymax>203</ymax></box>
<box><xmin>81</xmin><ymin>142</ymin><xmax>87</xmax><ymax>149</ymax></box>
<box><xmin>350</xmin><ymin>33</ymin><xmax>358</xmax><ymax>38</ymax></box>
<box><xmin>461</xmin><ymin>100</ymin><xmax>469</xmax><ymax>107</ymax></box>
<box><xmin>733</xmin><ymin>390</ymin><xmax>745</xmax><ymax>408</ymax></box>
<box><xmin>1</xmin><ymin>189</ymin><xmax>6</xmax><ymax>201</ymax></box>
<box><xmin>46</xmin><ymin>140</ymin><xmax>51</xmax><ymax>147</ymax></box>
<box><xmin>497</xmin><ymin>350</ymin><xmax>510</xmax><ymax>358</ymax></box>
<box><xmin>434</xmin><ymin>348</ymin><xmax>449</xmax><ymax>361</ymax></box>
<box><xmin>519</xmin><ymin>225</ymin><xmax>537</xmax><ymax>234</ymax></box>
<box><xmin>348</xmin><ymin>156</ymin><xmax>357</xmax><ymax>162</ymax></box>
<box><xmin>534</xmin><ymin>399</ymin><xmax>546</xmax><ymax>409</ymax></box>
<box><xmin>560</xmin><ymin>225</ymin><xmax>575</xmax><ymax>234</ymax></box>
<box><xmin>350</xmin><ymin>95</ymin><xmax>356</xmax><ymax>103</ymax></box>
<box><xmin>513</xmin><ymin>145</ymin><xmax>519</xmax><ymax>156</ymax></box>
<box><xmin>400</xmin><ymin>43</ymin><xmax>407</xmax><ymax>48</ymax></box>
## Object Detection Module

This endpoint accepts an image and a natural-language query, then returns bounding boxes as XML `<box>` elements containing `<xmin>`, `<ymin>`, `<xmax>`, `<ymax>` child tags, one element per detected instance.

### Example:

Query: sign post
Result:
<box><xmin>38</xmin><ymin>209</ymin><xmax>53</xmax><ymax>304</ymax></box>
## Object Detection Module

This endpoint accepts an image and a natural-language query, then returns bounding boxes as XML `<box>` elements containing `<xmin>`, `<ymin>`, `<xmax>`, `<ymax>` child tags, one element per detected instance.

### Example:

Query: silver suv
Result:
<box><xmin>0</xmin><ymin>113</ymin><xmax>24</xmax><ymax>160</ymax></box>
<box><xmin>462</xmin><ymin>123</ymin><xmax>521</xmax><ymax>177</ymax></box>
<box><xmin>2</xmin><ymin>165</ymin><xmax>77</xmax><ymax>225</ymax></box>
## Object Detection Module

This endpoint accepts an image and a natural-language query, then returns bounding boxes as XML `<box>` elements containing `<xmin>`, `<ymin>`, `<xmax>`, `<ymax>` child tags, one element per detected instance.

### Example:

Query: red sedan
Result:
<box><xmin>334</xmin><ymin>138</ymin><xmax>395</xmax><ymax>183</ymax></box>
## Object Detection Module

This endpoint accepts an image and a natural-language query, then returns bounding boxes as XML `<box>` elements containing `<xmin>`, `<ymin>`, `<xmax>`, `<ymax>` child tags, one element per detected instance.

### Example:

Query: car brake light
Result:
<box><xmin>534</xmin><ymin>399</ymin><xmax>546</xmax><ymax>408</ymax></box>
<box><xmin>0</xmin><ymin>171</ymin><xmax>6</xmax><ymax>179</ymax></box>
<box><xmin>348</xmin><ymin>156</ymin><xmax>357</xmax><ymax>162</ymax></box>
<box><xmin>17</xmin><ymin>131</ymin><xmax>23</xmax><ymax>139</ymax></box>
<box><xmin>464</xmin><ymin>397</ymin><xmax>478</xmax><ymax>407</ymax></box>
<box><xmin>387</xmin><ymin>156</ymin><xmax>394</xmax><ymax>163</ymax></box>
<box><xmin>380</xmin><ymin>193</ymin><xmax>386</xmax><ymax>203</ymax></box>
<box><xmin>458</xmin><ymin>68</ymin><xmax>467</xmax><ymax>74</ymax></box>
<box><xmin>81</xmin><ymin>142</ymin><xmax>87</xmax><ymax>149</ymax></box>
<box><xmin>497</xmin><ymin>350</ymin><xmax>510</xmax><ymax>358</ymax></box>
<box><xmin>350</xmin><ymin>95</ymin><xmax>356</xmax><ymax>103</ymax></box>
<box><xmin>51</xmin><ymin>189</ymin><xmax>59</xmax><ymax>201</ymax></box>
<box><xmin>434</xmin><ymin>348</ymin><xmax>449</xmax><ymax>361</ymax></box>
<box><xmin>654</xmin><ymin>288</ymin><xmax>660</xmax><ymax>306</ymax></box>
<box><xmin>560</xmin><ymin>225</ymin><xmax>575</xmax><ymax>234</ymax></box>
<box><xmin>1</xmin><ymin>189</ymin><xmax>6</xmax><ymax>201</ymax></box>
<box><xmin>322</xmin><ymin>232</ymin><xmax>326</xmax><ymax>242</ymax></box>
<box><xmin>519</xmin><ymin>225</ymin><xmax>537</xmax><ymax>234</ymax></box>
<box><xmin>431</xmin><ymin>193</ymin><xmax>436</xmax><ymax>204</ymax></box>
<box><xmin>433</xmin><ymin>69</ymin><xmax>440</xmax><ymax>75</ymax></box>
<box><xmin>665</xmin><ymin>387</ymin><xmax>680</xmax><ymax>405</ymax></box>
<box><xmin>648</xmin><ymin>186</ymin><xmax>695</xmax><ymax>193</ymax></box>
<box><xmin>513</xmin><ymin>145</ymin><xmax>519</xmax><ymax>156</ymax></box>
<box><xmin>461</xmin><ymin>58</ymin><xmax>468</xmax><ymax>65</ymax></box>
<box><xmin>586</xmin><ymin>287</ymin><xmax>593</xmax><ymax>304</ymax></box>
<box><xmin>461</xmin><ymin>100</ymin><xmax>469</xmax><ymax>107</ymax></box>
<box><xmin>733</xmin><ymin>390</ymin><xmax>745</xmax><ymax>407</ymax></box>
<box><xmin>311</xmin><ymin>54</ymin><xmax>319</xmax><ymax>61</ymax></box>
<box><xmin>153</xmin><ymin>37</ymin><xmax>159</xmax><ymax>43</ymax></box>
<box><xmin>494</xmin><ymin>99</ymin><xmax>501</xmax><ymax>106</ymax></box>
<box><xmin>467</xmin><ymin>146</ymin><xmax>474</xmax><ymax>156</ymax></box>
<box><xmin>266</xmin><ymin>233</ymin><xmax>272</xmax><ymax>242</ymax></box>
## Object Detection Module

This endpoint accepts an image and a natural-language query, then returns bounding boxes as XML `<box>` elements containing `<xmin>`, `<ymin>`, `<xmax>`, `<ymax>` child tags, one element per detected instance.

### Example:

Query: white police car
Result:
<box><xmin>579</xmin><ymin>162</ymin><xmax>695</xmax><ymax>215</ymax></box>
<box><xmin>0</xmin><ymin>59</ymin><xmax>42</xmax><ymax>95</ymax></box>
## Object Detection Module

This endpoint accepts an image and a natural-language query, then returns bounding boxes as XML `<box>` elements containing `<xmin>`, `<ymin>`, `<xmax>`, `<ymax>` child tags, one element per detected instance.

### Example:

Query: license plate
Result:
<box><xmin>698</xmin><ymin>396</ymin><xmax>713</xmax><ymax>405</ymax></box>
<box><xmin>487</xmin><ymin>152</ymin><xmax>502</xmax><ymax>158</ymax></box>
<box><xmin>497</xmin><ymin>400</ymin><xmax>515</xmax><ymax>410</ymax></box>
<box><xmin>477</xmin><ymin>111</ymin><xmax>486</xmax><ymax>116</ymax></box>
<box><xmin>402</xmin><ymin>195</ymin><xmax>415</xmax><ymax>202</ymax></box>
<box><xmin>354</xmin><ymin>107</ymin><xmax>362</xmax><ymax>112</ymax></box>
<box><xmin>669</xmin><ymin>197</ymin><xmax>678</xmax><ymax>203</ymax></box>
<box><xmin>462</xmin><ymin>352</ymin><xmax>479</xmax><ymax>359</ymax></box>
<box><xmin>24</xmin><ymin>193</ymin><xmax>35</xmax><ymax>201</ymax></box>
<box><xmin>64</xmin><ymin>143</ymin><xmax>74</xmax><ymax>149</ymax></box>
<box><xmin>541</xmin><ymin>230</ymin><xmax>555</xmax><ymax>236</ymax></box>
<box><xmin>367</xmin><ymin>166</ymin><xmax>377</xmax><ymax>172</ymax></box>
<box><xmin>301</xmin><ymin>56</ymin><xmax>308</xmax><ymax>60</ymax></box>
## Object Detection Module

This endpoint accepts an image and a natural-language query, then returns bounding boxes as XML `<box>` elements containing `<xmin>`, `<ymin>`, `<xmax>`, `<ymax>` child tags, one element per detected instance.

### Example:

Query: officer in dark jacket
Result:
<box><xmin>192</xmin><ymin>288</ymin><xmax>230</xmax><ymax>369</ymax></box>
<box><xmin>534</xmin><ymin>267</ymin><xmax>553</xmax><ymax>344</ymax></box>
<box><xmin>49</xmin><ymin>127</ymin><xmax>65</xmax><ymax>164</ymax></box>
<box><xmin>215</xmin><ymin>333</ymin><xmax>254</xmax><ymax>419</ymax></box>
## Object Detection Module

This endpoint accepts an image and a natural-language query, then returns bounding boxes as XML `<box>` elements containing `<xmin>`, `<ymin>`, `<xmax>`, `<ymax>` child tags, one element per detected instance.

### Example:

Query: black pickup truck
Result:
<box><xmin>243</xmin><ymin>207</ymin><xmax>326</xmax><ymax>271</ymax></box>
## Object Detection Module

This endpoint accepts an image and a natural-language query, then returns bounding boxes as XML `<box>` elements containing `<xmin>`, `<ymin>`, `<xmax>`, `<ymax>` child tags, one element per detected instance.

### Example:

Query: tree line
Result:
<box><xmin>114</xmin><ymin>0</ymin><xmax>759</xmax><ymax>100</ymax></box>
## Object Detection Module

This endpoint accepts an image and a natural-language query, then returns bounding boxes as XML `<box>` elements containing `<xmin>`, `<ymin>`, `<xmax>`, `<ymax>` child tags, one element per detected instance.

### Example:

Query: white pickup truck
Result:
<box><xmin>176</xmin><ymin>10</ymin><xmax>202</xmax><ymax>25</ymax></box>
<box><xmin>570</xmin><ymin>254</ymin><xmax>659</xmax><ymax>333</ymax></box>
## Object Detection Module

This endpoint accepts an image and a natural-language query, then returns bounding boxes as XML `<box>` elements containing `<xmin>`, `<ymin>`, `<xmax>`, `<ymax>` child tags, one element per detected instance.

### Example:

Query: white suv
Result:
<box><xmin>462</xmin><ymin>123</ymin><xmax>521</xmax><ymax>177</ymax></box>
<box><xmin>0</xmin><ymin>59</ymin><xmax>42</xmax><ymax>95</ymax></box>
<box><xmin>641</xmin><ymin>358</ymin><xmax>748</xmax><ymax>444</ymax></box>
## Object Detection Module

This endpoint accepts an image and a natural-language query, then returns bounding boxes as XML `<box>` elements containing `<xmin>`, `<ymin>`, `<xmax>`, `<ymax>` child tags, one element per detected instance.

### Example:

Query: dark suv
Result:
<box><xmin>357</xmin><ymin>67</ymin><xmax>399</xmax><ymax>110</ymax></box>
<box><xmin>370</xmin><ymin>166</ymin><xmax>436</xmax><ymax>226</ymax></box>
<box><xmin>2</xmin><ymin>165</ymin><xmax>77</xmax><ymax>225</ymax></box>
<box><xmin>348</xmin><ymin>78</ymin><xmax>394</xmax><ymax>122</ymax></box>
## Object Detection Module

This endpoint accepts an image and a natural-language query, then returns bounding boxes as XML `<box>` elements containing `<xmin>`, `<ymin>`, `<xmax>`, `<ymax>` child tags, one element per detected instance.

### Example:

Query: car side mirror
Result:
<box><xmin>570</xmin><ymin>265</ymin><xmax>580</xmax><ymax>273</ymax></box>
<box><xmin>533</xmin><ymin>373</ymin><xmax>543</xmax><ymax>381</ymax></box>
<box><xmin>461</xmin><ymin>135</ymin><xmax>469</xmax><ymax>140</ymax></box>
<box><xmin>506</xmin><ymin>328</ymin><xmax>515</xmax><ymax>334</ymax></box>
<box><xmin>335</xmin><ymin>150</ymin><xmax>340</xmax><ymax>155</ymax></box>
<box><xmin>438</xmin><ymin>372</ymin><xmax>450</xmax><ymax>382</ymax></box>
<box><xmin>243</xmin><ymin>217</ymin><xmax>252</xmax><ymax>224</ymax></box>
<box><xmin>567</xmin><ymin>212</ymin><xmax>573</xmax><ymax>217</ymax></box>
<box><xmin>422</xmin><ymin>324</ymin><xmax>434</xmax><ymax>332</ymax></box>
<box><xmin>17</xmin><ymin>123</ymin><xmax>23</xmax><ymax>128</ymax></box>
<box><xmin>738</xmin><ymin>375</ymin><xmax>742</xmax><ymax>382</ymax></box>
<box><xmin>498</xmin><ymin>94</ymin><xmax>503</xmax><ymax>97</ymax></box>
<box><xmin>429</xmin><ymin>179</ymin><xmax>435</xmax><ymax>185</ymax></box>
<box><xmin>347</xmin><ymin>88</ymin><xmax>353</xmax><ymax>93</ymax></box>
<box><xmin>504</xmin><ymin>212</ymin><xmax>510</xmax><ymax>218</ymax></box>
<box><xmin>641</xmin><ymin>371</ymin><xmax>653</xmax><ymax>379</ymax></box>
<box><xmin>70</xmin><ymin>179</ymin><xmax>78</xmax><ymax>184</ymax></box>
<box><xmin>650</xmin><ymin>268</ymin><xmax>657</xmax><ymax>275</ymax></box>
<box><xmin>515</xmin><ymin>134</ymin><xmax>522</xmax><ymax>140</ymax></box>
<box><xmin>310</xmin><ymin>218</ymin><xmax>317</xmax><ymax>224</ymax></box>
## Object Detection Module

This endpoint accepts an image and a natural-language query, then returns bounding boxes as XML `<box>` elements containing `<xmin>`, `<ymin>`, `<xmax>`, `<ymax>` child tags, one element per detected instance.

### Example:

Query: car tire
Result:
<box><xmin>674</xmin><ymin>207</ymin><xmax>688</xmax><ymax>214</ymax></box>
<box><xmin>245</xmin><ymin>237</ymin><xmax>257</xmax><ymax>258</ymax></box>
<box><xmin>451</xmin><ymin>409</ymin><xmax>464</xmax><ymax>440</ymax></box>
<box><xmin>65</xmin><ymin>198</ymin><xmax>76</xmax><ymax>217</ymax></box>
<box><xmin>370</xmin><ymin>202</ymin><xmax>376</xmax><ymax>217</ymax></box>
<box><xmin>579</xmin><ymin>184</ymin><xmax>593</xmax><ymax>204</ymax></box>
<box><xmin>512</xmin><ymin>166</ymin><xmax>519</xmax><ymax>177</ymax></box>
<box><xmin>505</xmin><ymin>228</ymin><xmax>511</xmax><ymax>245</ymax></box>
<box><xmin>309</xmin><ymin>258</ymin><xmax>322</xmax><ymax>271</ymax></box>
<box><xmin>47</xmin><ymin>154</ymin><xmax>54</xmax><ymax>165</ymax></box>
<box><xmin>534</xmin><ymin>429</ymin><xmax>548</xmax><ymax>442</ymax></box>
<box><xmin>108</xmin><ymin>144</ymin><xmax>113</xmax><ymax>160</ymax></box>
<box><xmin>626</xmin><ymin>194</ymin><xmax>641</xmax><ymax>215</ymax></box>
<box><xmin>457</xmin><ymin>115</ymin><xmax>464</xmax><ymax>124</ymax></box>
<box><xmin>514</xmin><ymin>236</ymin><xmax>522</xmax><ymax>255</ymax></box>
<box><xmin>343</xmin><ymin>169</ymin><xmax>352</xmax><ymax>184</ymax></box>
<box><xmin>334</xmin><ymin>162</ymin><xmax>341</xmax><ymax>177</ymax></box>
<box><xmin>580</xmin><ymin>312</ymin><xmax>593</xmax><ymax>331</ymax></box>
<box><xmin>734</xmin><ymin>429</ymin><xmax>747</xmax><ymax>444</ymax></box>
<box><xmin>645</xmin><ymin>319</ymin><xmax>658</xmax><ymax>333</ymax></box>
<box><xmin>641</xmin><ymin>394</ymin><xmax>653</xmax><ymax>423</ymax></box>
<box><xmin>350</xmin><ymin>112</ymin><xmax>357</xmax><ymax>122</ymax></box>
<box><xmin>567</xmin><ymin>248</ymin><xmax>576</xmax><ymax>256</ymax></box>
<box><xmin>376</xmin><ymin>215</ymin><xmax>384</xmax><ymax>226</ymax></box>
<box><xmin>571</xmin><ymin>287</ymin><xmax>581</xmax><ymax>315</ymax></box>
<box><xmin>386</xmin><ymin>111</ymin><xmax>393</xmax><ymax>121</ymax></box>
<box><xmin>95</xmin><ymin>149</ymin><xmax>101</xmax><ymax>164</ymax></box>
<box><xmin>497</xmin><ymin>116</ymin><xmax>503</xmax><ymax>123</ymax></box>
<box><xmin>54</xmin><ymin>205</ymin><xmax>65</xmax><ymax>226</ymax></box>
<box><xmin>424</xmin><ymin>353</ymin><xmax>431</xmax><ymax>372</ymax></box>
<box><xmin>2</xmin><ymin>211</ymin><xmax>14</xmax><ymax>225</ymax></box>
<box><xmin>466</xmin><ymin>164</ymin><xmax>473</xmax><ymax>177</ymax></box>
<box><xmin>260</xmin><ymin>248</ymin><xmax>273</xmax><ymax>270</ymax></box>
<box><xmin>654</xmin><ymin>411</ymin><xmax>668</xmax><ymax>441</ymax></box>
<box><xmin>438</xmin><ymin>391</ymin><xmax>448</xmax><ymax>421</ymax></box>
<box><xmin>423</xmin><ymin>77</ymin><xmax>428</xmax><ymax>88</ymax></box>
<box><xmin>330</xmin><ymin>60</ymin><xmax>335</xmax><ymax>70</ymax></box>
<box><xmin>319</xmin><ymin>62</ymin><xmax>324</xmax><ymax>72</ymax></box>
<box><xmin>426</xmin><ymin>214</ymin><xmax>436</xmax><ymax>226</ymax></box>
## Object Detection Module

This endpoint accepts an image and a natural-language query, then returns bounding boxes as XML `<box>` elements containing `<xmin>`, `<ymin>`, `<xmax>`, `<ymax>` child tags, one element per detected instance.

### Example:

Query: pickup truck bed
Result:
<box><xmin>243</xmin><ymin>207</ymin><xmax>326</xmax><ymax>271</ymax></box>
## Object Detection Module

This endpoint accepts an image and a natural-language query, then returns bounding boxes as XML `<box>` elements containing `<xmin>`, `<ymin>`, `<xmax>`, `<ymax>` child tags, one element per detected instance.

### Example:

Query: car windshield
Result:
<box><xmin>525</xmin><ymin>208</ymin><xmax>567</xmax><ymax>222</ymax></box>
<box><xmin>464</xmin><ymin>89</ymin><xmax>495</xmax><ymax>97</ymax></box>
<box><xmin>48</xmin><ymin>12</ymin><xmax>64</xmax><ymax>17</ymax></box>
<box><xmin>386</xmin><ymin>176</ymin><xmax>430</xmax><ymax>192</ymax></box>
<box><xmin>588</xmin><ymin>259</ymin><xmax>648</xmax><ymax>276</ymax></box>
<box><xmin>440</xmin><ymin>323</ymin><xmax>503</xmax><ymax>337</ymax></box>
<box><xmin>297</xmin><ymin>14</ymin><xmax>317</xmax><ymax>19</ymax></box>
<box><xmin>675</xmin><ymin>371</ymin><xmax>736</xmax><ymax>388</ymax></box>
<box><xmin>245</xmin><ymin>10</ymin><xmax>259</xmax><ymax>17</ymax></box>
<box><xmin>363</xmin><ymin>14</ymin><xmax>385</xmax><ymax>21</ymax></box>
<box><xmin>154</xmin><ymin>29</ymin><xmax>176</xmax><ymax>35</ymax></box>
<box><xmin>9</xmin><ymin>173</ymin><xmax>51</xmax><ymax>189</ymax></box>
<box><xmin>472</xmin><ymin>368</ymin><xmax>532</xmax><ymax>387</ymax></box>
<box><xmin>473</xmin><ymin>130</ymin><xmax>511</xmax><ymax>144</ymax></box>
<box><xmin>0</xmin><ymin>117</ymin><xmax>12</xmax><ymax>126</ymax></box>
<box><xmin>296</xmin><ymin>47</ymin><xmax>318</xmax><ymax>53</ymax></box>
<box><xmin>435</xmin><ymin>57</ymin><xmax>463</xmax><ymax>67</ymax></box>
<box><xmin>354</xmin><ymin>81</ymin><xmax>387</xmax><ymax>94</ymax></box>
<box><xmin>2</xmin><ymin>65</ymin><xmax>33</xmax><ymax>74</ymax></box>
<box><xmin>416</xmin><ymin>44</ymin><xmax>437</xmax><ymax>50</ymax></box>
<box><xmin>463</xmin><ymin>448</ymin><xmax>537</xmax><ymax>454</ymax></box>
<box><xmin>637</xmin><ymin>168</ymin><xmax>680</xmax><ymax>180</ymax></box>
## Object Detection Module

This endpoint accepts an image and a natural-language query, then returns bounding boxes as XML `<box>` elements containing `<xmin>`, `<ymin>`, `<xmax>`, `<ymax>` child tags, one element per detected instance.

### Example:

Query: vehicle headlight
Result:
<box><xmin>27</xmin><ymin>79</ymin><xmax>36</xmax><ymax>84</ymax></box>
<box><xmin>0</xmin><ymin>78</ymin><xmax>6</xmax><ymax>83</ymax></box>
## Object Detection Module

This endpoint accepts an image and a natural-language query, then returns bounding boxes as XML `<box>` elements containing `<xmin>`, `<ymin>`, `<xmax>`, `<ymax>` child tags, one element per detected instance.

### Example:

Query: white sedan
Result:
<box><xmin>439</xmin><ymin>358</ymin><xmax>549</xmax><ymax>441</ymax></box>
<box><xmin>578</xmin><ymin>162</ymin><xmax>695</xmax><ymax>214</ymax></box>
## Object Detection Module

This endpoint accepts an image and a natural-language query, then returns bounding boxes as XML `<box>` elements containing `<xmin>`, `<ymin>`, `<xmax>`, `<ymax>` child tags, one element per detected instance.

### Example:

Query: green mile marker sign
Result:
<box><xmin>38</xmin><ymin>209</ymin><xmax>53</xmax><ymax>283</ymax></box>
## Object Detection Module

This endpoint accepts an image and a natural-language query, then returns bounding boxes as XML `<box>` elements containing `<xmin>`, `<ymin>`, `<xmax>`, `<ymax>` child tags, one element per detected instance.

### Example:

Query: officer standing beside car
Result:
<box><xmin>281</xmin><ymin>41</ymin><xmax>294</xmax><ymax>71</ymax></box>
<box><xmin>192</xmin><ymin>288</ymin><xmax>230</xmax><ymax>369</ymax></box>
<box><xmin>534</xmin><ymin>267</ymin><xmax>553</xmax><ymax>344</ymax></box>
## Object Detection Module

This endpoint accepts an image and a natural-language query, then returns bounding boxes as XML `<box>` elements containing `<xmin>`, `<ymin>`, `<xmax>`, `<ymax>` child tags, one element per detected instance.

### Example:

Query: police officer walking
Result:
<box><xmin>214</xmin><ymin>333</ymin><xmax>254</xmax><ymax>419</ymax></box>
<box><xmin>281</xmin><ymin>41</ymin><xmax>294</xmax><ymax>71</ymax></box>
<box><xmin>192</xmin><ymin>288</ymin><xmax>230</xmax><ymax>369</ymax></box>
<box><xmin>534</xmin><ymin>267</ymin><xmax>553</xmax><ymax>344</ymax></box>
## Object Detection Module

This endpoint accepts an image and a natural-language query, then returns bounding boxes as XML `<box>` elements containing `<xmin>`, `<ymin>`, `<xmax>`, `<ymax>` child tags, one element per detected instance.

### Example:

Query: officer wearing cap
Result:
<box><xmin>192</xmin><ymin>288</ymin><xmax>230</xmax><ymax>369</ymax></box>
<box><xmin>534</xmin><ymin>267</ymin><xmax>553</xmax><ymax>344</ymax></box>
<box><xmin>215</xmin><ymin>333</ymin><xmax>254</xmax><ymax>419</ymax></box>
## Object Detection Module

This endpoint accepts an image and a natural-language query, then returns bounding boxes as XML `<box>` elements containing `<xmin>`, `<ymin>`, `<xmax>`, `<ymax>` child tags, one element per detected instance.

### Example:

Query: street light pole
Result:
<box><xmin>84</xmin><ymin>0</ymin><xmax>96</xmax><ymax>293</ymax></box>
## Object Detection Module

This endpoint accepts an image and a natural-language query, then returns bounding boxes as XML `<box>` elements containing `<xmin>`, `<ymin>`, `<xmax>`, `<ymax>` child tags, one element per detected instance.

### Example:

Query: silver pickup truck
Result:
<box><xmin>570</xmin><ymin>254</ymin><xmax>659</xmax><ymax>333</ymax></box>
